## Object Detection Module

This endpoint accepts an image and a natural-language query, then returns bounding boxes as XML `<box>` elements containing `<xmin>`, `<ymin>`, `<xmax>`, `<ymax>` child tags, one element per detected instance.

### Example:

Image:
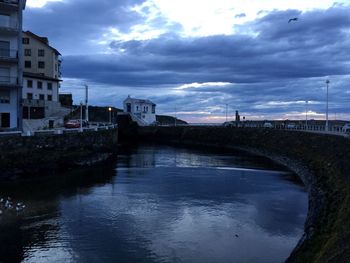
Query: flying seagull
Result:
<box><xmin>288</xmin><ymin>17</ymin><xmax>298</xmax><ymax>23</ymax></box>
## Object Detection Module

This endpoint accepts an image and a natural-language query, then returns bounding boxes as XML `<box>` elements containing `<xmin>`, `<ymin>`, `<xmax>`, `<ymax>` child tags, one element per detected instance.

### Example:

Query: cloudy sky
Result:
<box><xmin>24</xmin><ymin>0</ymin><xmax>350</xmax><ymax>122</ymax></box>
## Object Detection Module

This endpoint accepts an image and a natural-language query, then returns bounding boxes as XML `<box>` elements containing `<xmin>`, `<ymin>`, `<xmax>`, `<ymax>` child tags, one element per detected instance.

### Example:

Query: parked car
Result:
<box><xmin>65</xmin><ymin>119</ymin><xmax>81</xmax><ymax>128</ymax></box>
<box><xmin>342</xmin><ymin>124</ymin><xmax>350</xmax><ymax>133</ymax></box>
<box><xmin>263</xmin><ymin>122</ymin><xmax>273</xmax><ymax>128</ymax></box>
<box><xmin>286</xmin><ymin>123</ymin><xmax>296</xmax><ymax>129</ymax></box>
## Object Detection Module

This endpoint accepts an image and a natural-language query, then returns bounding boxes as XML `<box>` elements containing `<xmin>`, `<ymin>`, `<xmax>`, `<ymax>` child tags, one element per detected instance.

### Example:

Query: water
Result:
<box><xmin>0</xmin><ymin>144</ymin><xmax>308</xmax><ymax>263</ymax></box>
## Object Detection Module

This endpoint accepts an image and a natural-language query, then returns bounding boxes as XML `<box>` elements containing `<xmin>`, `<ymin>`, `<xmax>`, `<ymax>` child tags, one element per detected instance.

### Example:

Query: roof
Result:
<box><xmin>124</xmin><ymin>96</ymin><xmax>156</xmax><ymax>105</ymax></box>
<box><xmin>24</xmin><ymin>72</ymin><xmax>62</xmax><ymax>82</ymax></box>
<box><xmin>23</xmin><ymin>31</ymin><xmax>61</xmax><ymax>55</ymax></box>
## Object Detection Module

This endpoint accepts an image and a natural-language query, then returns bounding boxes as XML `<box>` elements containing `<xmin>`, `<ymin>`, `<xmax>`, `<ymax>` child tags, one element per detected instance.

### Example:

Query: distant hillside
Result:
<box><xmin>156</xmin><ymin>115</ymin><xmax>187</xmax><ymax>125</ymax></box>
<box><xmin>66</xmin><ymin>106</ymin><xmax>187</xmax><ymax>125</ymax></box>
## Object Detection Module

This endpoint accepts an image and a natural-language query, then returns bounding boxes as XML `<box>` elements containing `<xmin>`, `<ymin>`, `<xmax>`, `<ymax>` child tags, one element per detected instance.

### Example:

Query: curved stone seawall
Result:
<box><xmin>0</xmin><ymin>128</ymin><xmax>118</xmax><ymax>177</ymax></box>
<box><xmin>139</xmin><ymin>126</ymin><xmax>350</xmax><ymax>263</ymax></box>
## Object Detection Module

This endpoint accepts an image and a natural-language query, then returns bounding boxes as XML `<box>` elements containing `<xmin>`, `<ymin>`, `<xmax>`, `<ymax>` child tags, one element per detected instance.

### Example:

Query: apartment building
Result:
<box><xmin>0</xmin><ymin>0</ymin><xmax>26</xmax><ymax>130</ymax></box>
<box><xmin>22</xmin><ymin>31</ymin><xmax>62</xmax><ymax>119</ymax></box>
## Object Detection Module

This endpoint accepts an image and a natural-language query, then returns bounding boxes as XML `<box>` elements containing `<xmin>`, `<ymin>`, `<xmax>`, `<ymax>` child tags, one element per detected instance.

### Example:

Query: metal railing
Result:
<box><xmin>22</xmin><ymin>98</ymin><xmax>45</xmax><ymax>107</ymax></box>
<box><xmin>0</xmin><ymin>0</ymin><xmax>19</xmax><ymax>5</ymax></box>
<box><xmin>0</xmin><ymin>21</ymin><xmax>18</xmax><ymax>31</ymax></box>
<box><xmin>0</xmin><ymin>76</ymin><xmax>18</xmax><ymax>85</ymax></box>
<box><xmin>0</xmin><ymin>48</ymin><xmax>18</xmax><ymax>59</ymax></box>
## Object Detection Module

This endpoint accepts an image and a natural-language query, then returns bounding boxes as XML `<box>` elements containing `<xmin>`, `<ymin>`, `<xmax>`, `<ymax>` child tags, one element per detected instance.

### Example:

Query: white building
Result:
<box><xmin>0</xmin><ymin>0</ymin><xmax>26</xmax><ymax>130</ymax></box>
<box><xmin>22</xmin><ymin>31</ymin><xmax>62</xmax><ymax>119</ymax></box>
<box><xmin>123</xmin><ymin>96</ymin><xmax>156</xmax><ymax>125</ymax></box>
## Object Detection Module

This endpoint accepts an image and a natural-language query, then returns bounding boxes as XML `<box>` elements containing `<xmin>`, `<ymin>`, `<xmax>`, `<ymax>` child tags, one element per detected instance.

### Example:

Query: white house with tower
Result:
<box><xmin>123</xmin><ymin>96</ymin><xmax>156</xmax><ymax>125</ymax></box>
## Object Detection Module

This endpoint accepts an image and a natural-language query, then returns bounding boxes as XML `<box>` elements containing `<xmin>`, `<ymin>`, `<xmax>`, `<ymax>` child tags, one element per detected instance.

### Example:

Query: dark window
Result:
<box><xmin>47</xmin><ymin>83</ymin><xmax>52</xmax><ymax>90</ymax></box>
<box><xmin>27</xmin><ymin>80</ymin><xmax>33</xmax><ymax>88</ymax></box>
<box><xmin>38</xmin><ymin>61</ymin><xmax>45</xmax><ymax>69</ymax></box>
<box><xmin>27</xmin><ymin>93</ymin><xmax>33</xmax><ymax>100</ymax></box>
<box><xmin>0</xmin><ymin>113</ymin><xmax>10</xmax><ymax>128</ymax></box>
<box><xmin>38</xmin><ymin>49</ymin><xmax>45</xmax><ymax>57</ymax></box>
<box><xmin>0</xmin><ymin>89</ymin><xmax>10</xmax><ymax>104</ymax></box>
<box><xmin>152</xmin><ymin>105</ymin><xmax>156</xmax><ymax>114</ymax></box>
<box><xmin>24</xmin><ymin>61</ymin><xmax>31</xmax><ymax>68</ymax></box>
<box><xmin>47</xmin><ymin>95</ymin><xmax>52</xmax><ymax>101</ymax></box>
<box><xmin>39</xmin><ymin>94</ymin><xmax>45</xmax><ymax>100</ymax></box>
<box><xmin>22</xmin><ymin>38</ymin><xmax>30</xmax><ymax>44</ymax></box>
<box><xmin>24</xmin><ymin>49</ymin><xmax>31</xmax><ymax>56</ymax></box>
<box><xmin>126</xmin><ymin>103</ymin><xmax>131</xmax><ymax>113</ymax></box>
<box><xmin>37</xmin><ymin>81</ymin><xmax>43</xmax><ymax>89</ymax></box>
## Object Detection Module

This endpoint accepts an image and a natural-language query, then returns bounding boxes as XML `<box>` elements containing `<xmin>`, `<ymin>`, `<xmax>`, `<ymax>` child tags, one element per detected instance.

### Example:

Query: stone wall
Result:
<box><xmin>139</xmin><ymin>126</ymin><xmax>350</xmax><ymax>263</ymax></box>
<box><xmin>0</xmin><ymin>128</ymin><xmax>118</xmax><ymax>177</ymax></box>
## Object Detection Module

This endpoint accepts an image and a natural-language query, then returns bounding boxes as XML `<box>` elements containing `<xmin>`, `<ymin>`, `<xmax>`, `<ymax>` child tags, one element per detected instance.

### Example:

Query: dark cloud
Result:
<box><xmin>25</xmin><ymin>2</ymin><xmax>350</xmax><ymax>120</ymax></box>
<box><xmin>24</xmin><ymin>0</ymin><xmax>145</xmax><ymax>54</ymax></box>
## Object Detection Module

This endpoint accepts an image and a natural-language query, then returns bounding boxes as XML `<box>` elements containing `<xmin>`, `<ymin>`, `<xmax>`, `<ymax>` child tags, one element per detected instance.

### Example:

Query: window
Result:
<box><xmin>22</xmin><ymin>38</ymin><xmax>30</xmax><ymax>44</ymax></box>
<box><xmin>152</xmin><ymin>105</ymin><xmax>156</xmax><ymax>114</ymax></box>
<box><xmin>39</xmin><ymin>94</ymin><xmax>45</xmax><ymax>100</ymax></box>
<box><xmin>47</xmin><ymin>83</ymin><xmax>52</xmax><ymax>90</ymax></box>
<box><xmin>47</xmin><ymin>95</ymin><xmax>52</xmax><ymax>101</ymax></box>
<box><xmin>37</xmin><ymin>81</ymin><xmax>43</xmax><ymax>89</ymax></box>
<box><xmin>38</xmin><ymin>49</ymin><xmax>45</xmax><ymax>57</ymax></box>
<box><xmin>25</xmin><ymin>61</ymin><xmax>31</xmax><ymax>68</ymax></box>
<box><xmin>0</xmin><ymin>15</ymin><xmax>10</xmax><ymax>27</ymax></box>
<box><xmin>0</xmin><ymin>113</ymin><xmax>10</xmax><ymax>128</ymax></box>
<box><xmin>24</xmin><ymin>49</ymin><xmax>31</xmax><ymax>56</ymax></box>
<box><xmin>0</xmin><ymin>89</ymin><xmax>10</xmax><ymax>104</ymax></box>
<box><xmin>27</xmin><ymin>93</ymin><xmax>33</xmax><ymax>100</ymax></box>
<box><xmin>27</xmin><ymin>80</ymin><xmax>33</xmax><ymax>88</ymax></box>
<box><xmin>38</xmin><ymin>61</ymin><xmax>45</xmax><ymax>69</ymax></box>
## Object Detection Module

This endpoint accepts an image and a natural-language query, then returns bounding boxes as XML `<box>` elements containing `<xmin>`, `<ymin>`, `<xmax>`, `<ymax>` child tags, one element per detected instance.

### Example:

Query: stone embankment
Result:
<box><xmin>0</xmin><ymin>128</ymin><xmax>118</xmax><ymax>178</ymax></box>
<box><xmin>139</xmin><ymin>126</ymin><xmax>350</xmax><ymax>263</ymax></box>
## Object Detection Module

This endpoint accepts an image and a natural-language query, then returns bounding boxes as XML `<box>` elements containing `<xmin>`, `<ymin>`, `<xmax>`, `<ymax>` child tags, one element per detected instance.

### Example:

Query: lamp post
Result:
<box><xmin>325</xmin><ymin>80</ymin><xmax>330</xmax><ymax>132</ymax></box>
<box><xmin>305</xmin><ymin>100</ymin><xmax>308</xmax><ymax>130</ymax></box>
<box><xmin>84</xmin><ymin>84</ymin><xmax>89</xmax><ymax>122</ymax></box>
<box><xmin>80</xmin><ymin>101</ymin><xmax>83</xmax><ymax>132</ymax></box>
<box><xmin>225</xmin><ymin>103</ymin><xmax>228</xmax><ymax>122</ymax></box>
<box><xmin>108</xmin><ymin>107</ymin><xmax>112</xmax><ymax>124</ymax></box>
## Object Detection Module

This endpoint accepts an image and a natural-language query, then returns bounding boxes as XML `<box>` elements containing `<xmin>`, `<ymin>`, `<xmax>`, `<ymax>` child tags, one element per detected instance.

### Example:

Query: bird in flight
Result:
<box><xmin>288</xmin><ymin>17</ymin><xmax>298</xmax><ymax>23</ymax></box>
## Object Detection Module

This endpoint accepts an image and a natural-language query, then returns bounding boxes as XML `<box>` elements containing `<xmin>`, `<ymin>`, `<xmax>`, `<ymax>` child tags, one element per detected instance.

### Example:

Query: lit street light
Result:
<box><xmin>108</xmin><ymin>107</ymin><xmax>112</xmax><ymax>123</ymax></box>
<box><xmin>325</xmin><ymin>80</ymin><xmax>330</xmax><ymax>131</ymax></box>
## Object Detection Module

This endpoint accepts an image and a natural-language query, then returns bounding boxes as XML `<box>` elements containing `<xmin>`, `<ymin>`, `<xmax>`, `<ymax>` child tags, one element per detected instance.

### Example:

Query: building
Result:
<box><xmin>21</xmin><ymin>31</ymin><xmax>62</xmax><ymax>119</ymax></box>
<box><xmin>0</xmin><ymin>0</ymin><xmax>26</xmax><ymax>130</ymax></box>
<box><xmin>123</xmin><ymin>96</ymin><xmax>156</xmax><ymax>125</ymax></box>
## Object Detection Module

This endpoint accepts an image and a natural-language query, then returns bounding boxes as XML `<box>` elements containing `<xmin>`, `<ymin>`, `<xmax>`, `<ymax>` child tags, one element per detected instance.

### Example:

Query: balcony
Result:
<box><xmin>23</xmin><ymin>98</ymin><xmax>45</xmax><ymax>108</ymax></box>
<box><xmin>0</xmin><ymin>75</ymin><xmax>18</xmax><ymax>86</ymax></box>
<box><xmin>0</xmin><ymin>0</ymin><xmax>19</xmax><ymax>11</ymax></box>
<box><xmin>0</xmin><ymin>48</ymin><xmax>18</xmax><ymax>63</ymax></box>
<box><xmin>0</xmin><ymin>21</ymin><xmax>19</xmax><ymax>35</ymax></box>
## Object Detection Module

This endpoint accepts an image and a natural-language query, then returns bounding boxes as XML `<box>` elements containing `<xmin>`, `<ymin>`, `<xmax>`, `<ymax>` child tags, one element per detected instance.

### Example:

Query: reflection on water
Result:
<box><xmin>0</xmin><ymin>144</ymin><xmax>307</xmax><ymax>263</ymax></box>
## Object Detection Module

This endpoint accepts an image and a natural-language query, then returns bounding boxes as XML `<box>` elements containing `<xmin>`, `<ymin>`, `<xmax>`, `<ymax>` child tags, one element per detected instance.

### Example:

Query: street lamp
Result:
<box><xmin>80</xmin><ymin>101</ymin><xmax>83</xmax><ymax>132</ymax></box>
<box><xmin>305</xmin><ymin>100</ymin><xmax>308</xmax><ymax>130</ymax></box>
<box><xmin>325</xmin><ymin>80</ymin><xmax>330</xmax><ymax>132</ymax></box>
<box><xmin>108</xmin><ymin>107</ymin><xmax>112</xmax><ymax>123</ymax></box>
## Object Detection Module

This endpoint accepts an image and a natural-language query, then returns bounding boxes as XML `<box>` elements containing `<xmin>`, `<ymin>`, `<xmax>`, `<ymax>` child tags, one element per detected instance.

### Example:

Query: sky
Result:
<box><xmin>24</xmin><ymin>0</ymin><xmax>350</xmax><ymax>122</ymax></box>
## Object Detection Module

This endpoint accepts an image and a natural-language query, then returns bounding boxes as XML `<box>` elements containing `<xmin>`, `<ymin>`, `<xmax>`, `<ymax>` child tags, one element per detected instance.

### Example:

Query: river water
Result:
<box><xmin>0</xmin><ymin>144</ymin><xmax>307</xmax><ymax>263</ymax></box>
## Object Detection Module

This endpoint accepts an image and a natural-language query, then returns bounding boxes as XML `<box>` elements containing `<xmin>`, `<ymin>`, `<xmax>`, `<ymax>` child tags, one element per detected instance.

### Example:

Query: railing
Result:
<box><xmin>0</xmin><ymin>48</ymin><xmax>18</xmax><ymax>59</ymax></box>
<box><xmin>22</xmin><ymin>98</ymin><xmax>45</xmax><ymax>107</ymax></box>
<box><xmin>24</xmin><ymin>124</ymin><xmax>117</xmax><ymax>136</ymax></box>
<box><xmin>0</xmin><ymin>21</ymin><xmax>18</xmax><ymax>31</ymax></box>
<box><xmin>0</xmin><ymin>76</ymin><xmax>18</xmax><ymax>85</ymax></box>
<box><xmin>0</xmin><ymin>0</ymin><xmax>19</xmax><ymax>5</ymax></box>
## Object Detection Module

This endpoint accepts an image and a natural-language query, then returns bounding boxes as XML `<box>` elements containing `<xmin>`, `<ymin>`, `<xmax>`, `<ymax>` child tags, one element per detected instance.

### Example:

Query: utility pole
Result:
<box><xmin>305</xmin><ymin>100</ymin><xmax>308</xmax><ymax>130</ymax></box>
<box><xmin>85</xmin><ymin>84</ymin><xmax>89</xmax><ymax>122</ymax></box>
<box><xmin>325</xmin><ymin>80</ymin><xmax>330</xmax><ymax>132</ymax></box>
<box><xmin>225</xmin><ymin>103</ymin><xmax>228</xmax><ymax>122</ymax></box>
